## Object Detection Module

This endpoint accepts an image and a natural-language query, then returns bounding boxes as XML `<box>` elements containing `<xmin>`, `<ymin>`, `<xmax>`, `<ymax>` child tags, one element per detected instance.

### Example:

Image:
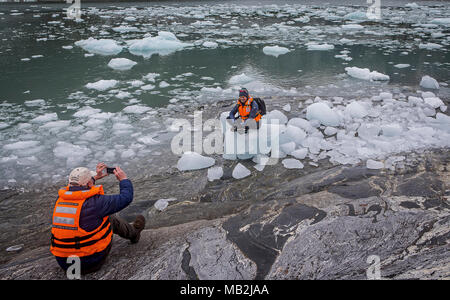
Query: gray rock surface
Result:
<box><xmin>0</xmin><ymin>149</ymin><xmax>448</xmax><ymax>279</ymax></box>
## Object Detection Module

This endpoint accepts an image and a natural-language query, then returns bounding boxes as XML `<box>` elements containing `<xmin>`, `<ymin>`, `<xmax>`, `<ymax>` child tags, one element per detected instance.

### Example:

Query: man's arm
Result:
<box><xmin>95</xmin><ymin>179</ymin><xmax>134</xmax><ymax>218</ymax></box>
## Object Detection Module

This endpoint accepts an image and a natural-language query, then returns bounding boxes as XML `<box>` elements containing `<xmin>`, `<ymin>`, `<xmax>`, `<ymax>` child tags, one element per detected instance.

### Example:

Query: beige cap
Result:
<box><xmin>68</xmin><ymin>167</ymin><xmax>96</xmax><ymax>186</ymax></box>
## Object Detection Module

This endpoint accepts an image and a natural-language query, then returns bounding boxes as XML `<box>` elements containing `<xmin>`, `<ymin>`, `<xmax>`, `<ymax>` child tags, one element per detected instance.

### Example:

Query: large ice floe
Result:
<box><xmin>345</xmin><ymin>67</ymin><xmax>390</xmax><ymax>81</ymax></box>
<box><xmin>75</xmin><ymin>38</ymin><xmax>123</xmax><ymax>55</ymax></box>
<box><xmin>127</xmin><ymin>31</ymin><xmax>193</xmax><ymax>58</ymax></box>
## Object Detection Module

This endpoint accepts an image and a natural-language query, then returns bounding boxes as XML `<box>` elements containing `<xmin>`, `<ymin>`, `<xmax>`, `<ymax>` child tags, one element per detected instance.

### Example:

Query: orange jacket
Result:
<box><xmin>237</xmin><ymin>97</ymin><xmax>262</xmax><ymax>122</ymax></box>
<box><xmin>50</xmin><ymin>185</ymin><xmax>113</xmax><ymax>258</ymax></box>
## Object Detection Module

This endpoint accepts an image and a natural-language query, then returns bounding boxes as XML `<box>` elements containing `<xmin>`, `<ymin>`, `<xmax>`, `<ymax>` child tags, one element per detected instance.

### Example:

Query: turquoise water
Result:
<box><xmin>0</xmin><ymin>0</ymin><xmax>449</xmax><ymax>188</ymax></box>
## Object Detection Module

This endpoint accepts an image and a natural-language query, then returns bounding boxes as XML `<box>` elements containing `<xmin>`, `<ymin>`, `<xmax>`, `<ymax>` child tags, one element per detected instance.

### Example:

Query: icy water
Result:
<box><xmin>0</xmin><ymin>0</ymin><xmax>449</xmax><ymax>189</ymax></box>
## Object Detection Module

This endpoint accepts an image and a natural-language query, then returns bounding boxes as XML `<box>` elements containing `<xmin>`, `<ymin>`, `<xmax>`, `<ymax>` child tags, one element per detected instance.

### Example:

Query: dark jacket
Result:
<box><xmin>229</xmin><ymin>99</ymin><xmax>259</xmax><ymax>121</ymax></box>
<box><xmin>54</xmin><ymin>179</ymin><xmax>133</xmax><ymax>271</ymax></box>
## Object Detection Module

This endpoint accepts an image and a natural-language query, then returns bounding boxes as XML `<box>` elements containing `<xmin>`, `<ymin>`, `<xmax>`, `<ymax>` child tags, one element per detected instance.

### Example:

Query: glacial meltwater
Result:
<box><xmin>0</xmin><ymin>0</ymin><xmax>449</xmax><ymax>191</ymax></box>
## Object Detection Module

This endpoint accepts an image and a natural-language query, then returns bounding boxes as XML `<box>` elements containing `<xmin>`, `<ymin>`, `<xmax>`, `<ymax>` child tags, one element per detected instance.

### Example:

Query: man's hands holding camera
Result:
<box><xmin>94</xmin><ymin>162</ymin><xmax>128</xmax><ymax>182</ymax></box>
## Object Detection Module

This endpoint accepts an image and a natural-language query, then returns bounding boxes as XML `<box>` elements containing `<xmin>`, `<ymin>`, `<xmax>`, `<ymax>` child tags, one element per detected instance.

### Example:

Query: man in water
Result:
<box><xmin>228</xmin><ymin>88</ymin><xmax>262</xmax><ymax>132</ymax></box>
<box><xmin>50</xmin><ymin>163</ymin><xmax>145</xmax><ymax>275</ymax></box>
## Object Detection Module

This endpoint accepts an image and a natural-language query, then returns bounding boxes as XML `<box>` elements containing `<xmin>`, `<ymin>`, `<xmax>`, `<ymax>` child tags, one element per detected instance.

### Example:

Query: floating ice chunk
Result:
<box><xmin>344</xmin><ymin>11</ymin><xmax>368</xmax><ymax>20</ymax></box>
<box><xmin>80</xmin><ymin>130</ymin><xmax>101</xmax><ymax>141</ymax></box>
<box><xmin>381</xmin><ymin>124</ymin><xmax>402</xmax><ymax>137</ymax></box>
<box><xmin>418</xmin><ymin>43</ymin><xmax>443</xmax><ymax>50</ymax></box>
<box><xmin>420</xmin><ymin>76</ymin><xmax>439</xmax><ymax>90</ymax></box>
<box><xmin>107</xmin><ymin>58</ymin><xmax>137</xmax><ymax>71</ymax></box>
<box><xmin>229</xmin><ymin>73</ymin><xmax>253</xmax><ymax>85</ymax></box>
<box><xmin>394</xmin><ymin>64</ymin><xmax>410</xmax><ymax>69</ymax></box>
<box><xmin>85</xmin><ymin>79</ymin><xmax>118</xmax><ymax>91</ymax></box>
<box><xmin>282</xmin><ymin>104</ymin><xmax>291</xmax><ymax>112</ymax></box>
<box><xmin>121</xmin><ymin>149</ymin><xmax>135</xmax><ymax>159</ymax></box>
<box><xmin>177</xmin><ymin>151</ymin><xmax>215</xmax><ymax>171</ymax></box>
<box><xmin>123</xmin><ymin>105</ymin><xmax>151</xmax><ymax>114</ymax></box>
<box><xmin>141</xmin><ymin>84</ymin><xmax>155</xmax><ymax>90</ymax></box>
<box><xmin>345</xmin><ymin>67</ymin><xmax>390</xmax><ymax>81</ymax></box>
<box><xmin>265</xmin><ymin>110</ymin><xmax>288</xmax><ymax>124</ymax></box>
<box><xmin>0</xmin><ymin>122</ymin><xmax>9</xmax><ymax>130</ymax></box>
<box><xmin>75</xmin><ymin>38</ymin><xmax>123</xmax><ymax>55</ymax></box>
<box><xmin>232</xmin><ymin>163</ymin><xmax>251</xmax><ymax>179</ymax></box>
<box><xmin>159</xmin><ymin>81</ymin><xmax>170</xmax><ymax>88</ymax></box>
<box><xmin>294</xmin><ymin>16</ymin><xmax>310</xmax><ymax>23</ymax></box>
<box><xmin>424</xmin><ymin>97</ymin><xmax>444</xmax><ymax>108</ymax></box>
<box><xmin>154</xmin><ymin>198</ymin><xmax>177</xmax><ymax>211</ymax></box>
<box><xmin>40</xmin><ymin>120</ymin><xmax>71</xmax><ymax>130</ymax></box>
<box><xmin>24</xmin><ymin>99</ymin><xmax>45</xmax><ymax>107</ymax></box>
<box><xmin>207</xmin><ymin>166</ymin><xmax>223</xmax><ymax>181</ymax></box>
<box><xmin>112</xmin><ymin>25</ymin><xmax>139</xmax><ymax>33</ymax></box>
<box><xmin>31</xmin><ymin>112</ymin><xmax>58</xmax><ymax>123</ymax></box>
<box><xmin>341</xmin><ymin>24</ymin><xmax>364</xmax><ymax>30</ymax></box>
<box><xmin>53</xmin><ymin>141</ymin><xmax>91</xmax><ymax>166</ymax></box>
<box><xmin>115</xmin><ymin>91</ymin><xmax>131</xmax><ymax>99</ymax></box>
<box><xmin>263</xmin><ymin>45</ymin><xmax>290</xmax><ymax>57</ymax></box>
<box><xmin>307</xmin><ymin>43</ymin><xmax>334</xmax><ymax>51</ymax></box>
<box><xmin>143</xmin><ymin>72</ymin><xmax>160</xmax><ymax>82</ymax></box>
<box><xmin>306</xmin><ymin>103</ymin><xmax>340</xmax><ymax>126</ymax></box>
<box><xmin>4</xmin><ymin>140</ymin><xmax>40</xmax><ymax>151</ymax></box>
<box><xmin>128</xmin><ymin>31</ymin><xmax>193</xmax><ymax>58</ymax></box>
<box><xmin>129</xmin><ymin>80</ymin><xmax>144</xmax><ymax>87</ymax></box>
<box><xmin>138</xmin><ymin>135</ymin><xmax>159</xmax><ymax>145</ymax></box>
<box><xmin>345</xmin><ymin>101</ymin><xmax>368</xmax><ymax>118</ymax></box>
<box><xmin>282</xmin><ymin>158</ymin><xmax>304</xmax><ymax>169</ymax></box>
<box><xmin>73</xmin><ymin>106</ymin><xmax>102</xmax><ymax>118</ymax></box>
<box><xmin>203</xmin><ymin>41</ymin><xmax>218</xmax><ymax>48</ymax></box>
<box><xmin>431</xmin><ymin>18</ymin><xmax>450</xmax><ymax>26</ymax></box>
<box><xmin>405</xmin><ymin>2</ymin><xmax>419</xmax><ymax>8</ymax></box>
<box><xmin>62</xmin><ymin>45</ymin><xmax>73</xmax><ymax>50</ymax></box>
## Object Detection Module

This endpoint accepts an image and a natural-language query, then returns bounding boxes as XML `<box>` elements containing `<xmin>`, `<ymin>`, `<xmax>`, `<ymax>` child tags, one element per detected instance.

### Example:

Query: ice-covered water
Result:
<box><xmin>0</xmin><ymin>0</ymin><xmax>449</xmax><ymax>189</ymax></box>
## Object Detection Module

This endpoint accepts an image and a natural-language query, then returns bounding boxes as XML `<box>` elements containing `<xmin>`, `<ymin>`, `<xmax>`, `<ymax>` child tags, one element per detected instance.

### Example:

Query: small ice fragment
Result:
<box><xmin>107</xmin><ymin>58</ymin><xmax>137</xmax><ymax>71</ymax></box>
<box><xmin>232</xmin><ymin>163</ymin><xmax>251</xmax><ymax>179</ymax></box>
<box><xmin>282</xmin><ymin>158</ymin><xmax>304</xmax><ymax>169</ymax></box>
<box><xmin>154</xmin><ymin>198</ymin><xmax>177</xmax><ymax>211</ymax></box>
<box><xmin>177</xmin><ymin>152</ymin><xmax>215</xmax><ymax>171</ymax></box>
<box><xmin>263</xmin><ymin>45</ymin><xmax>290</xmax><ymax>57</ymax></box>
<box><xmin>6</xmin><ymin>244</ymin><xmax>24</xmax><ymax>252</ymax></box>
<box><xmin>85</xmin><ymin>79</ymin><xmax>118</xmax><ymax>91</ymax></box>
<box><xmin>207</xmin><ymin>166</ymin><xmax>223</xmax><ymax>181</ymax></box>
<box><xmin>366</xmin><ymin>159</ymin><xmax>384</xmax><ymax>170</ymax></box>
<box><xmin>420</xmin><ymin>76</ymin><xmax>439</xmax><ymax>90</ymax></box>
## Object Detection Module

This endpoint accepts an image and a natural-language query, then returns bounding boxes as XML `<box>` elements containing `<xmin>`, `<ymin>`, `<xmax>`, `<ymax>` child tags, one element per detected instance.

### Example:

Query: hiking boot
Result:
<box><xmin>130</xmin><ymin>215</ymin><xmax>146</xmax><ymax>244</ymax></box>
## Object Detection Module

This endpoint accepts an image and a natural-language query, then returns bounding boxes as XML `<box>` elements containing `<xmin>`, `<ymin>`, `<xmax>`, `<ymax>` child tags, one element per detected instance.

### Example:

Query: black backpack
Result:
<box><xmin>253</xmin><ymin>97</ymin><xmax>267</xmax><ymax>116</ymax></box>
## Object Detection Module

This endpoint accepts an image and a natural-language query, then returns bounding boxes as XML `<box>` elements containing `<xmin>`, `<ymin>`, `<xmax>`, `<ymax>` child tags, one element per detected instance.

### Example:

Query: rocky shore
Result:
<box><xmin>0</xmin><ymin>148</ymin><xmax>448</xmax><ymax>279</ymax></box>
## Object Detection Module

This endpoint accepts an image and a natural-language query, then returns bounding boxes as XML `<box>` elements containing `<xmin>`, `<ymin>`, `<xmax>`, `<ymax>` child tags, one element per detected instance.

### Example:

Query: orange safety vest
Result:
<box><xmin>237</xmin><ymin>97</ymin><xmax>262</xmax><ymax>122</ymax></box>
<box><xmin>50</xmin><ymin>185</ymin><xmax>113</xmax><ymax>258</ymax></box>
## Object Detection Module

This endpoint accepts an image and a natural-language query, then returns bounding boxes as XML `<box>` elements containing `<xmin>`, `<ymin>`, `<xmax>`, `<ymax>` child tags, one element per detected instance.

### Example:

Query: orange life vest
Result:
<box><xmin>50</xmin><ymin>185</ymin><xmax>113</xmax><ymax>258</ymax></box>
<box><xmin>237</xmin><ymin>97</ymin><xmax>262</xmax><ymax>122</ymax></box>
